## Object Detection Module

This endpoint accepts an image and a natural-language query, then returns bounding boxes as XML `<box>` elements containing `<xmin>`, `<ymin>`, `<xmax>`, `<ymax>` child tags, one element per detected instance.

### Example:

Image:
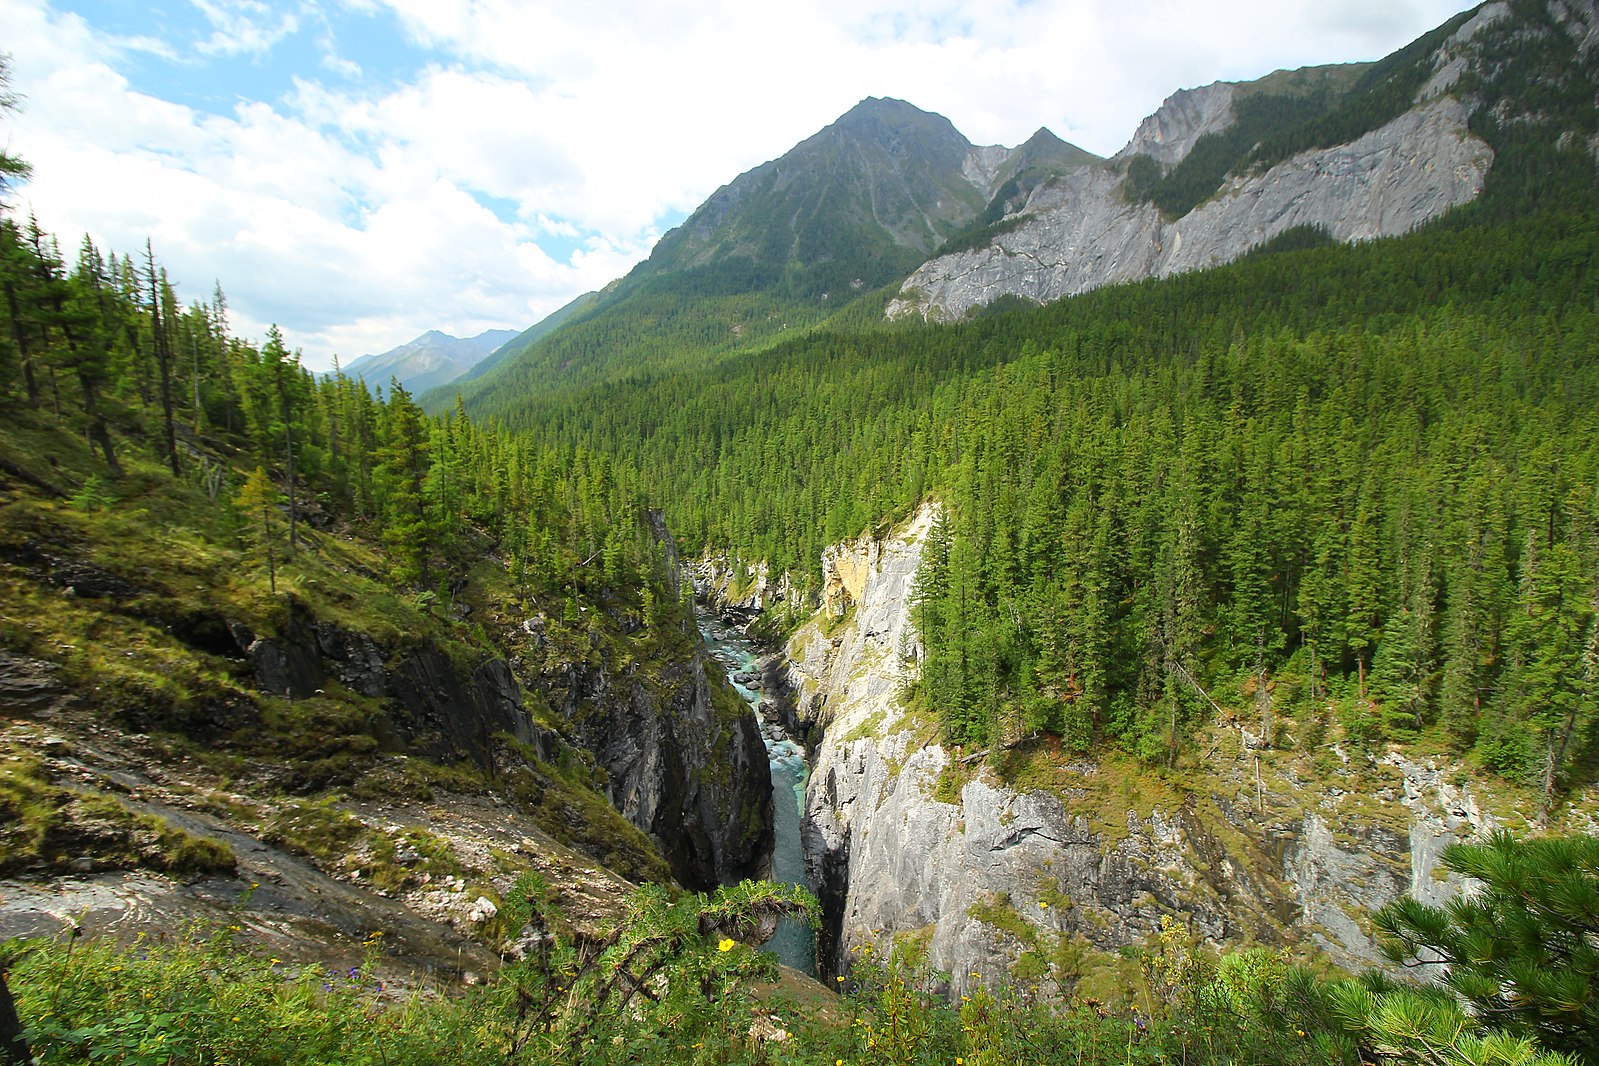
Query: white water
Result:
<box><xmin>699</xmin><ymin>613</ymin><xmax>816</xmax><ymax>974</ymax></box>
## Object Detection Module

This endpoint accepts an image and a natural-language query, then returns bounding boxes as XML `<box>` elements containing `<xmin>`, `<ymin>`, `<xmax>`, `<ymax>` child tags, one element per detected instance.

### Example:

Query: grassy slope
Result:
<box><xmin>0</xmin><ymin>403</ymin><xmax>684</xmax><ymax>977</ymax></box>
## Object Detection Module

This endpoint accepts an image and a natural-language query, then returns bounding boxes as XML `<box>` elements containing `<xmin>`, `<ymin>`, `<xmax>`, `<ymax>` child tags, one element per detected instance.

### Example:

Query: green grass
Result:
<box><xmin>0</xmin><ymin>746</ymin><xmax>235</xmax><ymax>878</ymax></box>
<box><xmin>7</xmin><ymin>926</ymin><xmax>495</xmax><ymax>1066</ymax></box>
<box><xmin>260</xmin><ymin>798</ymin><xmax>462</xmax><ymax>894</ymax></box>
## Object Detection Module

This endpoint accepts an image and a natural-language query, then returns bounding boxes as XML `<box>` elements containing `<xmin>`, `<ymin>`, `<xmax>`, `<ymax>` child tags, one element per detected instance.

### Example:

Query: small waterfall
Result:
<box><xmin>699</xmin><ymin>610</ymin><xmax>816</xmax><ymax>974</ymax></box>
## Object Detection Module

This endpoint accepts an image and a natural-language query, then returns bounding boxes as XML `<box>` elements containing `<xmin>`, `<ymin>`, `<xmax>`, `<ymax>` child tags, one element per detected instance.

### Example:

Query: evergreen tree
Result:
<box><xmin>1374</xmin><ymin>831</ymin><xmax>1599</xmax><ymax>1064</ymax></box>
<box><xmin>234</xmin><ymin>466</ymin><xmax>285</xmax><ymax>594</ymax></box>
<box><xmin>144</xmin><ymin>240</ymin><xmax>179</xmax><ymax>476</ymax></box>
<box><xmin>377</xmin><ymin>380</ymin><xmax>435</xmax><ymax>588</ymax></box>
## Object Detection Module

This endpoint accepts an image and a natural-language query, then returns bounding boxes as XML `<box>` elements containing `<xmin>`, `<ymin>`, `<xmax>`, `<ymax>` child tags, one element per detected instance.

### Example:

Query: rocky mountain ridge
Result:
<box><xmin>885</xmin><ymin>1</ymin><xmax>1537</xmax><ymax>321</ymax></box>
<box><xmin>638</xmin><ymin>97</ymin><xmax>1100</xmax><ymax>300</ymax></box>
<box><xmin>887</xmin><ymin>94</ymin><xmax>1491</xmax><ymax>321</ymax></box>
<box><xmin>341</xmin><ymin>328</ymin><xmax>517</xmax><ymax>397</ymax></box>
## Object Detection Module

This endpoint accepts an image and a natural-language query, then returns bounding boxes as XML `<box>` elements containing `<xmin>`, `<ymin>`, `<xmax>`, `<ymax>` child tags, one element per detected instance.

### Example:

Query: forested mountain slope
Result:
<box><xmin>0</xmin><ymin>218</ymin><xmax>773</xmax><ymax>977</ymax></box>
<box><xmin>460</xmin><ymin>0</ymin><xmax>1599</xmax><ymax>814</ymax></box>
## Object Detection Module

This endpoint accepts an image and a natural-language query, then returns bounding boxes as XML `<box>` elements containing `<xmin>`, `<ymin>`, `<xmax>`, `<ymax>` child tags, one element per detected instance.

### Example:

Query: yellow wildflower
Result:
<box><xmin>718</xmin><ymin>938</ymin><xmax>735</xmax><ymax>952</ymax></box>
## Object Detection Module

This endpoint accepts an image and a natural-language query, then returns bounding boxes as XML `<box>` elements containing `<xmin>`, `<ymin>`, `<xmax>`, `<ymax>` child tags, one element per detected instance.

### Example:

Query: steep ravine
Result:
<box><xmin>1</xmin><ymin>520</ymin><xmax>774</xmax><ymax>981</ymax></box>
<box><xmin>780</xmin><ymin>505</ymin><xmax>1551</xmax><ymax>995</ymax></box>
<box><xmin>230</xmin><ymin>594</ymin><xmax>772</xmax><ymax>892</ymax></box>
<box><xmin>698</xmin><ymin>609</ymin><xmax>815</xmax><ymax>973</ymax></box>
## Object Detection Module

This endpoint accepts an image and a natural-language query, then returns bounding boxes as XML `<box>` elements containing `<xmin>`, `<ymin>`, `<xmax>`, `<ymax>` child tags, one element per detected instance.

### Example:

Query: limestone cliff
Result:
<box><xmin>788</xmin><ymin>506</ymin><xmax>1549</xmax><ymax>995</ymax></box>
<box><xmin>1112</xmin><ymin>82</ymin><xmax>1238</xmax><ymax>167</ymax></box>
<box><xmin>887</xmin><ymin>95</ymin><xmax>1491</xmax><ymax>323</ymax></box>
<box><xmin>689</xmin><ymin>555</ymin><xmax>801</xmax><ymax>615</ymax></box>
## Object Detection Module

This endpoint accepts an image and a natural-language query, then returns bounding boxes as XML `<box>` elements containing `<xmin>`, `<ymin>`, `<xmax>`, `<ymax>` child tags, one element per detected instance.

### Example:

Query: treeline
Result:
<box><xmin>0</xmin><ymin>214</ymin><xmax>681</xmax><ymax>624</ymax></box>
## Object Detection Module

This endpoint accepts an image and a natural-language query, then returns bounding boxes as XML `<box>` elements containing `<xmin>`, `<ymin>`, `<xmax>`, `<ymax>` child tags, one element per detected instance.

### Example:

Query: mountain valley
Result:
<box><xmin>4</xmin><ymin>1</ymin><xmax>1599</xmax><ymax>1062</ymax></box>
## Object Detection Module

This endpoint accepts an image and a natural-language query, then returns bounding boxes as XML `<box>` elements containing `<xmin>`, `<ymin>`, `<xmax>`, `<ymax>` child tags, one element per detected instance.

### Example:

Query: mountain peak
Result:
<box><xmin>828</xmin><ymin>96</ymin><xmax>970</xmax><ymax>153</ymax></box>
<box><xmin>838</xmin><ymin>96</ymin><xmax>926</xmax><ymax>121</ymax></box>
<box><xmin>340</xmin><ymin>327</ymin><xmax>517</xmax><ymax>397</ymax></box>
<box><xmin>638</xmin><ymin>97</ymin><xmax>987</xmax><ymax>297</ymax></box>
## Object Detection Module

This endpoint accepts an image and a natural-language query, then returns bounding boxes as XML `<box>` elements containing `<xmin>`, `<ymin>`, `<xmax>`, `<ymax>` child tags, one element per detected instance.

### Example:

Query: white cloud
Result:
<box><xmin>192</xmin><ymin>0</ymin><xmax>301</xmax><ymax>57</ymax></box>
<box><xmin>1</xmin><ymin>0</ymin><xmax>1473</xmax><ymax>369</ymax></box>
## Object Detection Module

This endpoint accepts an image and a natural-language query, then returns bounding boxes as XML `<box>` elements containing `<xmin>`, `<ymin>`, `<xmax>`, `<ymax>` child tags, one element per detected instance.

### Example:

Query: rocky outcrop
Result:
<box><xmin>690</xmin><ymin>556</ymin><xmax>802</xmax><ymax>614</ymax></box>
<box><xmin>231</xmin><ymin>612</ymin><xmax>543</xmax><ymax>768</ymax></box>
<box><xmin>1420</xmin><ymin>3</ymin><xmax>1512</xmax><ymax>100</ymax></box>
<box><xmin>793</xmin><ymin>506</ymin><xmax>1513</xmax><ymax>994</ymax></box>
<box><xmin>1551</xmin><ymin>0</ymin><xmax>1599</xmax><ymax>57</ymax></box>
<box><xmin>539</xmin><ymin>643</ymin><xmax>773</xmax><ymax>892</ymax></box>
<box><xmin>888</xmin><ymin>95</ymin><xmax>1492</xmax><ymax>322</ymax></box>
<box><xmin>231</xmin><ymin>594</ymin><xmax>770</xmax><ymax>892</ymax></box>
<box><xmin>1113</xmin><ymin>82</ymin><xmax>1237</xmax><ymax>166</ymax></box>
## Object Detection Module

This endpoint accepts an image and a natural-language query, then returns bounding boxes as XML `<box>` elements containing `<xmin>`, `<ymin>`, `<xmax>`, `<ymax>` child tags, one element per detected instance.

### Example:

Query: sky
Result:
<box><xmin>1</xmin><ymin>0</ymin><xmax>1475</xmax><ymax>371</ymax></box>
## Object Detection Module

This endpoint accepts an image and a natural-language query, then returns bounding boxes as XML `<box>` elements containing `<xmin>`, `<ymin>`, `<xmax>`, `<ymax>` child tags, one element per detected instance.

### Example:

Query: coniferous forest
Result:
<box><xmin>461</xmin><ymin>174</ymin><xmax>1599</xmax><ymax>816</ymax></box>
<box><xmin>4</xmin><ymin>3</ymin><xmax>1599</xmax><ymax>1061</ymax></box>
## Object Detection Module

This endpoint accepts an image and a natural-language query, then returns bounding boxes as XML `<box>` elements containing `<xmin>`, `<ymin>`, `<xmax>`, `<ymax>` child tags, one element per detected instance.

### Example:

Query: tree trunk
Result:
<box><xmin>123</xmin><ymin>323</ymin><xmax>152</xmax><ymax>407</ymax></box>
<box><xmin>190</xmin><ymin>332</ymin><xmax>202</xmax><ymax>432</ymax></box>
<box><xmin>283</xmin><ymin>419</ymin><xmax>297</xmax><ymax>552</ymax></box>
<box><xmin>2</xmin><ymin>280</ymin><xmax>37</xmax><ymax>403</ymax></box>
<box><xmin>56</xmin><ymin>318</ymin><xmax>122</xmax><ymax>479</ymax></box>
<box><xmin>1255</xmin><ymin>629</ymin><xmax>1272</xmax><ymax>747</ymax></box>
<box><xmin>145</xmin><ymin>242</ymin><xmax>179</xmax><ymax>476</ymax></box>
<box><xmin>411</xmin><ymin>455</ymin><xmax>431</xmax><ymax>588</ymax></box>
<box><xmin>78</xmin><ymin>373</ymin><xmax>122</xmax><ymax>478</ymax></box>
<box><xmin>264</xmin><ymin>503</ymin><xmax>277</xmax><ymax>595</ymax></box>
<box><xmin>0</xmin><ymin>967</ymin><xmax>30</xmax><ymax>1066</ymax></box>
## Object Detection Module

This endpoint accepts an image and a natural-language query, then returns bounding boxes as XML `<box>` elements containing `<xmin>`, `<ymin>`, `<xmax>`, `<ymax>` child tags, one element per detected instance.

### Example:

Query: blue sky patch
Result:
<box><xmin>59</xmin><ymin>0</ymin><xmax>424</xmax><ymax>115</ymax></box>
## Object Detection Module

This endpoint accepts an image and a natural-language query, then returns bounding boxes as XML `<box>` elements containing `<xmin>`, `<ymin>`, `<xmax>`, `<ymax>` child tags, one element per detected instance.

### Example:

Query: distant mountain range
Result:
<box><xmin>339</xmin><ymin>328</ymin><xmax>519</xmax><ymax>396</ymax></box>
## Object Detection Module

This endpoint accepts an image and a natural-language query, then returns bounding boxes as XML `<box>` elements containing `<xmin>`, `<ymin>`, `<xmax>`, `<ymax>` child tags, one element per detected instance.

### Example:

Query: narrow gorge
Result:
<box><xmin>697</xmin><ymin>609</ymin><xmax>816</xmax><ymax>974</ymax></box>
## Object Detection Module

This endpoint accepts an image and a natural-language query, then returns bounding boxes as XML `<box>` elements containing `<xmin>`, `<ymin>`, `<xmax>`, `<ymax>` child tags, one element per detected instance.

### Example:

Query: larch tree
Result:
<box><xmin>235</xmin><ymin>466</ymin><xmax>285</xmax><ymax>594</ymax></box>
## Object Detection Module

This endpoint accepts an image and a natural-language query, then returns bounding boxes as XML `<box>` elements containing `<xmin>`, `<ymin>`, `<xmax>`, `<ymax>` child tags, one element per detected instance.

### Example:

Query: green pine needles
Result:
<box><xmin>1374</xmin><ymin>831</ymin><xmax>1599</xmax><ymax>1064</ymax></box>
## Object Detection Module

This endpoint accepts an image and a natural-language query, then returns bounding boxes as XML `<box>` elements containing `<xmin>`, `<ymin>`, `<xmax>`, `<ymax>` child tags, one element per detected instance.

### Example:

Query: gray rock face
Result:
<box><xmin>690</xmin><ymin>555</ymin><xmax>802</xmax><ymax>614</ymax></box>
<box><xmin>888</xmin><ymin>96</ymin><xmax>1492</xmax><ymax>323</ymax></box>
<box><xmin>1551</xmin><ymin>0</ymin><xmax>1599</xmax><ymax>57</ymax></box>
<box><xmin>792</xmin><ymin>506</ymin><xmax>1507</xmax><ymax>994</ymax></box>
<box><xmin>226</xmin><ymin>594</ymin><xmax>770</xmax><ymax>891</ymax></box>
<box><xmin>1420</xmin><ymin>3</ymin><xmax>1511</xmax><ymax>100</ymax></box>
<box><xmin>542</xmin><ymin>645</ymin><xmax>773</xmax><ymax>891</ymax></box>
<box><xmin>233</xmin><ymin>613</ymin><xmax>541</xmax><ymax>766</ymax></box>
<box><xmin>1113</xmin><ymin>82</ymin><xmax>1237</xmax><ymax>165</ymax></box>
